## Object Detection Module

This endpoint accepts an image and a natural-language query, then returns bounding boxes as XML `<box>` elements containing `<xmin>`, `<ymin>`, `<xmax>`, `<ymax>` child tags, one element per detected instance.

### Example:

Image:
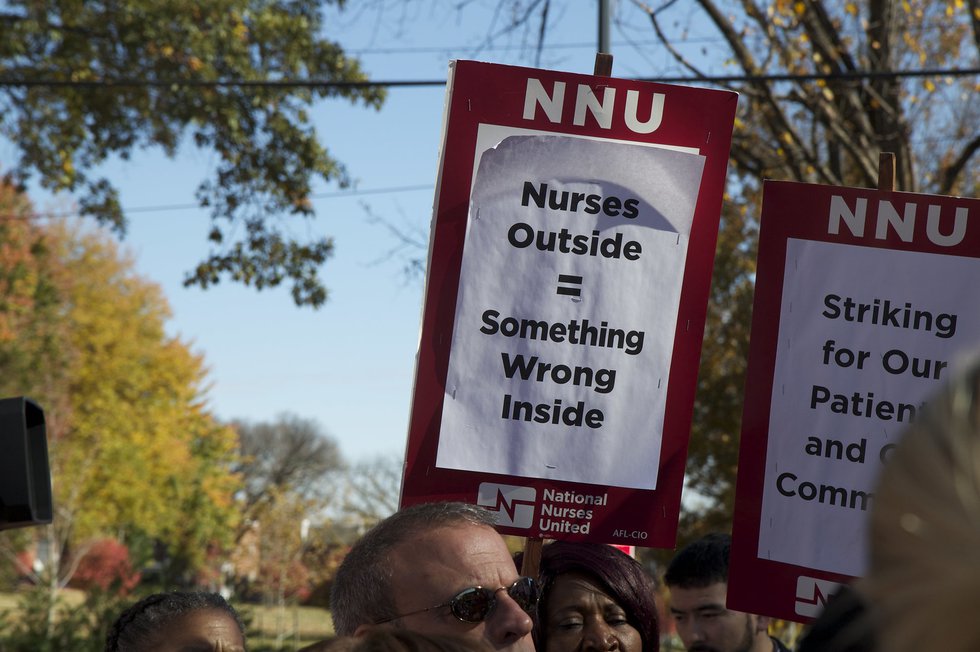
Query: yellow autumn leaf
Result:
<box><xmin>845</xmin><ymin>2</ymin><xmax>858</xmax><ymax>16</ymax></box>
<box><xmin>924</xmin><ymin>79</ymin><xmax>936</xmax><ymax>92</ymax></box>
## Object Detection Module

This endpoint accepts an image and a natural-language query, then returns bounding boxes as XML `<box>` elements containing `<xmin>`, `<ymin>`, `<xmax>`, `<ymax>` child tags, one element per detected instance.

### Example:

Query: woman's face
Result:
<box><xmin>145</xmin><ymin>608</ymin><xmax>246</xmax><ymax>652</ymax></box>
<box><xmin>543</xmin><ymin>572</ymin><xmax>643</xmax><ymax>652</ymax></box>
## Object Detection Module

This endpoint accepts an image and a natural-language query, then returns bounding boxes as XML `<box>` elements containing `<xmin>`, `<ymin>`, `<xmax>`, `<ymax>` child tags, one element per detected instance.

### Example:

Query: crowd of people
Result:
<box><xmin>103</xmin><ymin>361</ymin><xmax>980</xmax><ymax>651</ymax></box>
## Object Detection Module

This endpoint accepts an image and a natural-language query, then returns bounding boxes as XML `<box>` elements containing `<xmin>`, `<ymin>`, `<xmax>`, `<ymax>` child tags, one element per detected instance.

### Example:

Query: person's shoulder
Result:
<box><xmin>771</xmin><ymin>636</ymin><xmax>793</xmax><ymax>652</ymax></box>
<box><xmin>795</xmin><ymin>585</ymin><xmax>875</xmax><ymax>652</ymax></box>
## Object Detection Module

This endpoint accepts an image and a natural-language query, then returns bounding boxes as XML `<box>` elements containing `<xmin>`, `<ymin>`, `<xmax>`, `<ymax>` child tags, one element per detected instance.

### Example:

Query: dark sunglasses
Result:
<box><xmin>375</xmin><ymin>576</ymin><xmax>539</xmax><ymax>624</ymax></box>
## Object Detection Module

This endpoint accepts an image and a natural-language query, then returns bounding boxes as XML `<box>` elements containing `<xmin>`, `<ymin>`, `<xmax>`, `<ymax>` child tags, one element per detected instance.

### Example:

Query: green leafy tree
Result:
<box><xmin>0</xmin><ymin>0</ymin><xmax>385</xmax><ymax>306</ymax></box>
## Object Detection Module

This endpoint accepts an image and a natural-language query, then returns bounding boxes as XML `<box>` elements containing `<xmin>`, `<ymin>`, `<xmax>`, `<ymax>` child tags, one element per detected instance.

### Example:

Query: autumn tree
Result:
<box><xmin>0</xmin><ymin>0</ymin><xmax>385</xmax><ymax>306</ymax></box>
<box><xmin>248</xmin><ymin>490</ymin><xmax>316</xmax><ymax>647</ymax></box>
<box><xmin>625</xmin><ymin>0</ymin><xmax>980</xmax><ymax>543</ymax></box>
<box><xmin>0</xmin><ymin>185</ymin><xmax>70</xmax><ymax>431</ymax></box>
<box><xmin>0</xmin><ymin>190</ymin><xmax>241</xmax><ymax>608</ymax></box>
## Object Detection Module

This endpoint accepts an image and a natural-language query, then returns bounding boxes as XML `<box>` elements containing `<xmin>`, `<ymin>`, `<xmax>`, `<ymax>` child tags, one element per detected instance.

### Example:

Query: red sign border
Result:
<box><xmin>729</xmin><ymin>180</ymin><xmax>980</xmax><ymax>621</ymax></box>
<box><xmin>401</xmin><ymin>60</ymin><xmax>738</xmax><ymax>548</ymax></box>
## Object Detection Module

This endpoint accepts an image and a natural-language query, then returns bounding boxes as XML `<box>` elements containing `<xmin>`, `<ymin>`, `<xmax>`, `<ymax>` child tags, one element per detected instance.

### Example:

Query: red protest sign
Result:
<box><xmin>401</xmin><ymin>60</ymin><xmax>736</xmax><ymax>547</ymax></box>
<box><xmin>729</xmin><ymin>180</ymin><xmax>980</xmax><ymax>621</ymax></box>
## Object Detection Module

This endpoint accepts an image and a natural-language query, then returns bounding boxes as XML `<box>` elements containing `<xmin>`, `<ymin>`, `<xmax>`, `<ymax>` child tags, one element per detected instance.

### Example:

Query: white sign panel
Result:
<box><xmin>758</xmin><ymin>238</ymin><xmax>980</xmax><ymax>576</ymax></box>
<box><xmin>435</xmin><ymin>134</ymin><xmax>705</xmax><ymax>489</ymax></box>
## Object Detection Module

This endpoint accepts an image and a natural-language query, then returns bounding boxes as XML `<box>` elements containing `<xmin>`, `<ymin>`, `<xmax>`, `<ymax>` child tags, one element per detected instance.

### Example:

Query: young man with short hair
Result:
<box><xmin>665</xmin><ymin>533</ymin><xmax>791</xmax><ymax>652</ymax></box>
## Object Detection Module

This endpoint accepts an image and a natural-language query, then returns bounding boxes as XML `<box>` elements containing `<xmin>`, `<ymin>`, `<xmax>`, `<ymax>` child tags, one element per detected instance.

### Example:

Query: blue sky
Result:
<box><xmin>19</xmin><ymin>2</ymin><xmax>719</xmax><ymax>463</ymax></box>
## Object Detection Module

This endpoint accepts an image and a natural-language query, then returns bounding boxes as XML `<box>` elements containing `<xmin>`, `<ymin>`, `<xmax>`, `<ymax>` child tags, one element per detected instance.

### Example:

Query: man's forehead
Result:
<box><xmin>390</xmin><ymin>523</ymin><xmax>515</xmax><ymax>584</ymax></box>
<box><xmin>669</xmin><ymin>581</ymin><xmax>730</xmax><ymax>610</ymax></box>
<box><xmin>397</xmin><ymin>522</ymin><xmax>505</xmax><ymax>553</ymax></box>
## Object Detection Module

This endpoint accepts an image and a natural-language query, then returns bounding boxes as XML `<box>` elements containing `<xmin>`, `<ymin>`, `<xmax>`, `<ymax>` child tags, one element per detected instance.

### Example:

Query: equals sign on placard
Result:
<box><xmin>556</xmin><ymin>274</ymin><xmax>583</xmax><ymax>297</ymax></box>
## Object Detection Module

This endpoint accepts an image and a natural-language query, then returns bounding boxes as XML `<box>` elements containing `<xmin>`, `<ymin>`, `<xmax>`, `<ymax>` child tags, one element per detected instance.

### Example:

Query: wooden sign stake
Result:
<box><xmin>594</xmin><ymin>52</ymin><xmax>614</xmax><ymax>77</ymax></box>
<box><xmin>878</xmin><ymin>152</ymin><xmax>896</xmax><ymax>191</ymax></box>
<box><xmin>520</xmin><ymin>52</ymin><xmax>614</xmax><ymax>581</ymax></box>
<box><xmin>520</xmin><ymin>536</ymin><xmax>543</xmax><ymax>579</ymax></box>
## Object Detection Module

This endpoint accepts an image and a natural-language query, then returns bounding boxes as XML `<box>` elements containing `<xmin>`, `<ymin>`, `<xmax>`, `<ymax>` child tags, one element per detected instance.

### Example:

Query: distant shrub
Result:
<box><xmin>0</xmin><ymin>586</ymin><xmax>126</xmax><ymax>652</ymax></box>
<box><xmin>69</xmin><ymin>538</ymin><xmax>140</xmax><ymax>595</ymax></box>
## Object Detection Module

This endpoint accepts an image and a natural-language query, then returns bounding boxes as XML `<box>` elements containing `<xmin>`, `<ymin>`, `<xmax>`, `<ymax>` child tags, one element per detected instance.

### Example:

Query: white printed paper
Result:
<box><xmin>758</xmin><ymin>238</ymin><xmax>980</xmax><ymax>575</ymax></box>
<box><xmin>436</xmin><ymin>134</ymin><xmax>706</xmax><ymax>489</ymax></box>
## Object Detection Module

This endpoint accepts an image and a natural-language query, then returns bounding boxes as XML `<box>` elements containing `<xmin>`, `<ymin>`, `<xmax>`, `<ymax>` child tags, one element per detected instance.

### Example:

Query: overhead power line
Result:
<box><xmin>0</xmin><ymin>183</ymin><xmax>433</xmax><ymax>222</ymax></box>
<box><xmin>1</xmin><ymin>67</ymin><xmax>977</xmax><ymax>89</ymax></box>
<box><xmin>346</xmin><ymin>40</ymin><xmax>607</xmax><ymax>54</ymax></box>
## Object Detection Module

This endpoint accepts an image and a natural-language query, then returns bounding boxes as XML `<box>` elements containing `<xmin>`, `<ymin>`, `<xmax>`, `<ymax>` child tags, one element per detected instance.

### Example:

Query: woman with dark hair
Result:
<box><xmin>533</xmin><ymin>541</ymin><xmax>659</xmax><ymax>652</ymax></box>
<box><xmin>105</xmin><ymin>591</ymin><xmax>247</xmax><ymax>652</ymax></box>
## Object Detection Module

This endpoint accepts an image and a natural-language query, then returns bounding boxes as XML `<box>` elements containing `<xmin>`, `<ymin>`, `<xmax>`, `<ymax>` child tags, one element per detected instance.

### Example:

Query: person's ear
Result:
<box><xmin>754</xmin><ymin>614</ymin><xmax>772</xmax><ymax>634</ymax></box>
<box><xmin>354</xmin><ymin>623</ymin><xmax>376</xmax><ymax>638</ymax></box>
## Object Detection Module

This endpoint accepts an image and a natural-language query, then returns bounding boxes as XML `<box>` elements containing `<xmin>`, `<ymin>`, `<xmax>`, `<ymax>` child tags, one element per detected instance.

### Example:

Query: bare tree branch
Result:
<box><xmin>631</xmin><ymin>1</ymin><xmax>713</xmax><ymax>79</ymax></box>
<box><xmin>969</xmin><ymin>0</ymin><xmax>980</xmax><ymax>54</ymax></box>
<box><xmin>534</xmin><ymin>0</ymin><xmax>550</xmax><ymax>68</ymax></box>
<box><xmin>867</xmin><ymin>0</ymin><xmax>915</xmax><ymax>191</ymax></box>
<box><xmin>940</xmin><ymin>132</ymin><xmax>980</xmax><ymax>195</ymax></box>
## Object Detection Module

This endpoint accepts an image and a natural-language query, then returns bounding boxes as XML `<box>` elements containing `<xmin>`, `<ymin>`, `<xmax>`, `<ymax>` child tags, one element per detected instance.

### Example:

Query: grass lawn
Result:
<box><xmin>0</xmin><ymin>587</ymin><xmax>85</xmax><ymax>615</ymax></box>
<box><xmin>242</xmin><ymin>602</ymin><xmax>334</xmax><ymax>649</ymax></box>
<box><xmin>0</xmin><ymin>590</ymin><xmax>334</xmax><ymax>651</ymax></box>
<box><xmin>0</xmin><ymin>593</ymin><xmax>18</xmax><ymax>612</ymax></box>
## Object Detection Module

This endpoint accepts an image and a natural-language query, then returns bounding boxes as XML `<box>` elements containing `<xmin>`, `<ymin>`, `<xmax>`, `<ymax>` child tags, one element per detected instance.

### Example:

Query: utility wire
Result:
<box><xmin>346</xmin><ymin>40</ymin><xmax>607</xmax><ymax>54</ymax></box>
<box><xmin>2</xmin><ymin>67</ymin><xmax>978</xmax><ymax>89</ymax></box>
<box><xmin>0</xmin><ymin>183</ymin><xmax>433</xmax><ymax>222</ymax></box>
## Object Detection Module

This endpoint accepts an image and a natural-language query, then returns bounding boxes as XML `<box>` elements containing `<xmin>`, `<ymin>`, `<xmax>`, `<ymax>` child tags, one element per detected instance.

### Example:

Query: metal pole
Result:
<box><xmin>598</xmin><ymin>0</ymin><xmax>611</xmax><ymax>54</ymax></box>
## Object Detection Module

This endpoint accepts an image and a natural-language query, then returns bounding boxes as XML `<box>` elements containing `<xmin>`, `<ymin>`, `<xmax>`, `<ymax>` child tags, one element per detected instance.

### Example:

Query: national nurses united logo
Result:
<box><xmin>477</xmin><ymin>483</ymin><xmax>536</xmax><ymax>529</ymax></box>
<box><xmin>795</xmin><ymin>576</ymin><xmax>842</xmax><ymax>618</ymax></box>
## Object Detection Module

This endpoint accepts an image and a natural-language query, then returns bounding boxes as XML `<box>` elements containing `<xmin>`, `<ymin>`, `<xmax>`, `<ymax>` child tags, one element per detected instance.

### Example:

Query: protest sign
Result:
<box><xmin>729</xmin><ymin>180</ymin><xmax>980</xmax><ymax>621</ymax></box>
<box><xmin>401</xmin><ymin>60</ymin><xmax>736</xmax><ymax>547</ymax></box>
